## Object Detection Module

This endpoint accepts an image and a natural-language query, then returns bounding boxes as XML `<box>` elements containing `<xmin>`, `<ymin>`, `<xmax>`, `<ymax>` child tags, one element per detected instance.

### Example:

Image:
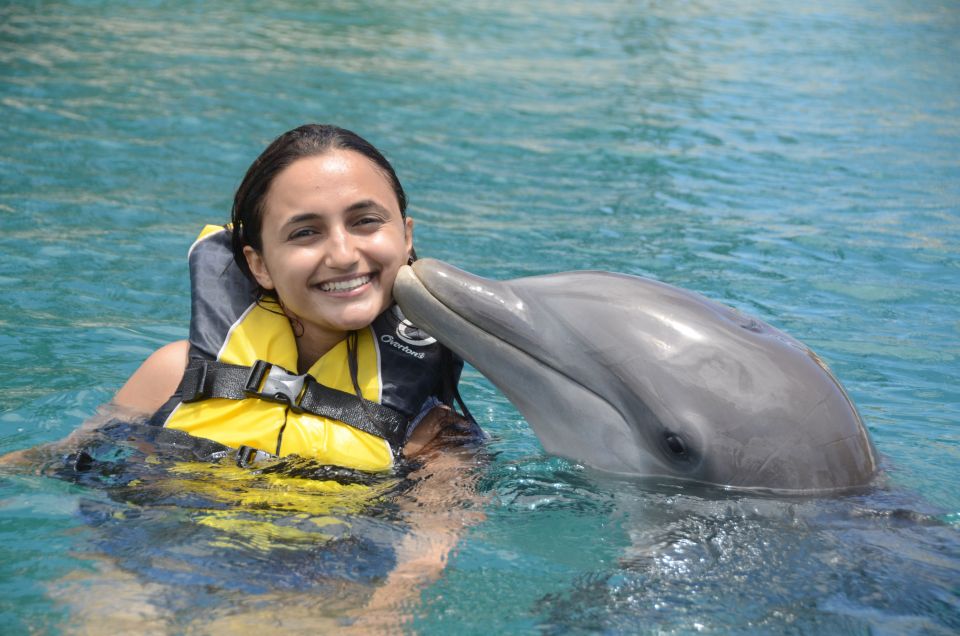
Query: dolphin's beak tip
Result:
<box><xmin>396</xmin><ymin>264</ymin><xmax>418</xmax><ymax>286</ymax></box>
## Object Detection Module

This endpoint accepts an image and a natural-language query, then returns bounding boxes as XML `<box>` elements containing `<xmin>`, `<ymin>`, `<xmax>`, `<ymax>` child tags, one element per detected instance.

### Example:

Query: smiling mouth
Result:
<box><xmin>318</xmin><ymin>274</ymin><xmax>374</xmax><ymax>293</ymax></box>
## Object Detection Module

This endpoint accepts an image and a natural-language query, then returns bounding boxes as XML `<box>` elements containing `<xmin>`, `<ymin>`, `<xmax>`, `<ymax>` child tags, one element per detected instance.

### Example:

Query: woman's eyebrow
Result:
<box><xmin>343</xmin><ymin>199</ymin><xmax>390</xmax><ymax>214</ymax></box>
<box><xmin>283</xmin><ymin>212</ymin><xmax>323</xmax><ymax>227</ymax></box>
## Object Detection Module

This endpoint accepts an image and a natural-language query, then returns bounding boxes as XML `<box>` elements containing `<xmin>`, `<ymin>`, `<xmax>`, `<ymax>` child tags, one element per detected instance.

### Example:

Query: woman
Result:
<box><xmin>0</xmin><ymin>125</ymin><xmax>482</xmax><ymax>630</ymax></box>
<box><xmin>115</xmin><ymin>123</ymin><xmax>475</xmax><ymax>468</ymax></box>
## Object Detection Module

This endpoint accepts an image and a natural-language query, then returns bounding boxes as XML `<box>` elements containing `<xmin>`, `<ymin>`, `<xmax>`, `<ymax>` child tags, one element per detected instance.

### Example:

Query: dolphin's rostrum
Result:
<box><xmin>394</xmin><ymin>259</ymin><xmax>878</xmax><ymax>494</ymax></box>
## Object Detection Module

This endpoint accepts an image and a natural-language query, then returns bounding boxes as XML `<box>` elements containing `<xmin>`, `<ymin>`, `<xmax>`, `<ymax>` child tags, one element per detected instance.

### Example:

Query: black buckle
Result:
<box><xmin>244</xmin><ymin>360</ymin><xmax>307</xmax><ymax>411</ymax></box>
<box><xmin>235</xmin><ymin>445</ymin><xmax>259</xmax><ymax>468</ymax></box>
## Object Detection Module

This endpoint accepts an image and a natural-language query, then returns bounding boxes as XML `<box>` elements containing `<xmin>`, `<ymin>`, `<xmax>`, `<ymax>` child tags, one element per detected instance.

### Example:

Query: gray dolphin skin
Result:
<box><xmin>394</xmin><ymin>259</ymin><xmax>879</xmax><ymax>494</ymax></box>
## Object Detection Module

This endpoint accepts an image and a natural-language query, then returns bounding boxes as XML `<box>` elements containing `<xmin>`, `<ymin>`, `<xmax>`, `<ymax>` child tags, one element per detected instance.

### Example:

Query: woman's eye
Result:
<box><xmin>289</xmin><ymin>227</ymin><xmax>318</xmax><ymax>240</ymax></box>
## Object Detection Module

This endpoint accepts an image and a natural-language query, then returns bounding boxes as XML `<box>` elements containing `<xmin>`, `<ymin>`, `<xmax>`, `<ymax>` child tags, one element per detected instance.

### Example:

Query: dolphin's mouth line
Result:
<box><xmin>398</xmin><ymin>266</ymin><xmax>627</xmax><ymax>410</ymax></box>
<box><xmin>400</xmin><ymin>267</ymin><xmax>675</xmax><ymax>471</ymax></box>
<box><xmin>407</xmin><ymin>270</ymin><xmax>615</xmax><ymax>407</ymax></box>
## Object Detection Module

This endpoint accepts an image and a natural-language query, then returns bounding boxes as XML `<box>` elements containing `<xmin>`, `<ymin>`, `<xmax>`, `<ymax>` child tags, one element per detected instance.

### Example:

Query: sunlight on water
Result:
<box><xmin>1</xmin><ymin>0</ymin><xmax>958</xmax><ymax>633</ymax></box>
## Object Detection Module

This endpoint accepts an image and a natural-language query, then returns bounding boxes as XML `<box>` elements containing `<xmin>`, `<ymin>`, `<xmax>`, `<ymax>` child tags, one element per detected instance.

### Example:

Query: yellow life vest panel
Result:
<box><xmin>152</xmin><ymin>225</ymin><xmax>462</xmax><ymax>472</ymax></box>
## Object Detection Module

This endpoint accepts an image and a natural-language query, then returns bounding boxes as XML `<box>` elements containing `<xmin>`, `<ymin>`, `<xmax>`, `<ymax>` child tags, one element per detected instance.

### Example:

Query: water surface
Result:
<box><xmin>1</xmin><ymin>1</ymin><xmax>958</xmax><ymax>633</ymax></box>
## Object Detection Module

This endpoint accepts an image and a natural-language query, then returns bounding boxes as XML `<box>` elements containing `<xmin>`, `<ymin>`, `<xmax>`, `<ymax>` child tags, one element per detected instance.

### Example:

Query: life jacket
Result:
<box><xmin>152</xmin><ymin>225</ymin><xmax>461</xmax><ymax>472</ymax></box>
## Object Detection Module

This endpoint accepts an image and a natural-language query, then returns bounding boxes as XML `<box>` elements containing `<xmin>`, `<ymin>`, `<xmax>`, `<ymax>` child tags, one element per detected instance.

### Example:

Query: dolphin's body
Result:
<box><xmin>394</xmin><ymin>259</ymin><xmax>878</xmax><ymax>494</ymax></box>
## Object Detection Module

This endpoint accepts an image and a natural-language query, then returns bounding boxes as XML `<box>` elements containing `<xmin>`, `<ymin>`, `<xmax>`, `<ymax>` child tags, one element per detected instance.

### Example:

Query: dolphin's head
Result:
<box><xmin>395</xmin><ymin>259</ymin><xmax>878</xmax><ymax>494</ymax></box>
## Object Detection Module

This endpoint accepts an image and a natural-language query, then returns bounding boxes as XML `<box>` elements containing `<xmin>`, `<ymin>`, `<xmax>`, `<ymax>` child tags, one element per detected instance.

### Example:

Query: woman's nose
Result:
<box><xmin>324</xmin><ymin>227</ymin><xmax>359</xmax><ymax>268</ymax></box>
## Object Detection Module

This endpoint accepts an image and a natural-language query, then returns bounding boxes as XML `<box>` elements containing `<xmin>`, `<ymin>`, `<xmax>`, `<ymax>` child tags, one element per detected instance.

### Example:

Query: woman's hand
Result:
<box><xmin>402</xmin><ymin>405</ymin><xmax>469</xmax><ymax>456</ymax></box>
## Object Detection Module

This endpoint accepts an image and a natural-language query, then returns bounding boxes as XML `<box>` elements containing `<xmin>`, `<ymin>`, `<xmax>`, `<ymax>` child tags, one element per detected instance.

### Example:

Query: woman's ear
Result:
<box><xmin>243</xmin><ymin>246</ymin><xmax>275</xmax><ymax>290</ymax></box>
<box><xmin>404</xmin><ymin>216</ymin><xmax>414</xmax><ymax>262</ymax></box>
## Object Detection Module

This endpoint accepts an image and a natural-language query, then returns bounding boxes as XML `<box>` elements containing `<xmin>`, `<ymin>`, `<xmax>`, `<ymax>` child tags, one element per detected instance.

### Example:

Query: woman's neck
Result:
<box><xmin>293</xmin><ymin>326</ymin><xmax>347</xmax><ymax>374</ymax></box>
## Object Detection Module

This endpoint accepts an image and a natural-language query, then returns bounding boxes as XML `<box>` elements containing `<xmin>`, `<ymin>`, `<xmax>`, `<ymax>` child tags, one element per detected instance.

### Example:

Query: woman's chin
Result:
<box><xmin>320</xmin><ymin>309</ymin><xmax>386</xmax><ymax>334</ymax></box>
<box><xmin>297</xmin><ymin>292</ymin><xmax>393</xmax><ymax>336</ymax></box>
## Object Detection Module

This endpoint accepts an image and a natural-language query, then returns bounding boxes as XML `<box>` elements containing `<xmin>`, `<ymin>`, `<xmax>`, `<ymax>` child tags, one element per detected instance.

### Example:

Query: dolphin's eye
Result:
<box><xmin>663</xmin><ymin>433</ymin><xmax>688</xmax><ymax>457</ymax></box>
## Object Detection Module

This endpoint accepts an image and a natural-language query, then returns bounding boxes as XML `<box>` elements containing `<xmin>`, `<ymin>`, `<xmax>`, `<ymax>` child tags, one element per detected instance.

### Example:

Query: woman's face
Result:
<box><xmin>244</xmin><ymin>149</ymin><xmax>413</xmax><ymax>345</ymax></box>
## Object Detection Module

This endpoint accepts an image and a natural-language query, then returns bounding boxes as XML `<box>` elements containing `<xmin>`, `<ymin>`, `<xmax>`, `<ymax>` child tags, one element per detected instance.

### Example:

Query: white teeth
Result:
<box><xmin>319</xmin><ymin>275</ymin><xmax>372</xmax><ymax>292</ymax></box>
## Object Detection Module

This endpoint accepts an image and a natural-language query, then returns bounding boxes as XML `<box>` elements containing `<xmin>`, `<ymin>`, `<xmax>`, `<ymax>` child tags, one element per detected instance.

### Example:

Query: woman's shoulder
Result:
<box><xmin>112</xmin><ymin>340</ymin><xmax>190</xmax><ymax>414</ymax></box>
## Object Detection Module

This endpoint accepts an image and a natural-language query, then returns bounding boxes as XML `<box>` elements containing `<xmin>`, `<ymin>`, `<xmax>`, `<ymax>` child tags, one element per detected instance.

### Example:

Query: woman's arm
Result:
<box><xmin>351</xmin><ymin>421</ymin><xmax>486</xmax><ymax>631</ymax></box>
<box><xmin>0</xmin><ymin>341</ymin><xmax>189</xmax><ymax>466</ymax></box>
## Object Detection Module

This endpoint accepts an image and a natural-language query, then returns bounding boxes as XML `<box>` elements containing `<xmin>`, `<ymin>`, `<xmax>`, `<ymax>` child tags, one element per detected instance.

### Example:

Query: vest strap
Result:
<box><xmin>179</xmin><ymin>358</ymin><xmax>408</xmax><ymax>449</ymax></box>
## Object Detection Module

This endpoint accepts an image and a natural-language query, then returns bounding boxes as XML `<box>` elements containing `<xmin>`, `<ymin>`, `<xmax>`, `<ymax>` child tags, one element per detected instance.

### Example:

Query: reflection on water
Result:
<box><xmin>1</xmin><ymin>0</ymin><xmax>958</xmax><ymax>633</ymax></box>
<box><xmin>465</xmin><ymin>462</ymin><xmax>955</xmax><ymax>633</ymax></box>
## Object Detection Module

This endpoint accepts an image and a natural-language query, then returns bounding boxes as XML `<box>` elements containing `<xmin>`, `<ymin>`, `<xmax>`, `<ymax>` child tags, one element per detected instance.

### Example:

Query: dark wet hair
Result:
<box><xmin>230</xmin><ymin>123</ymin><xmax>408</xmax><ymax>279</ymax></box>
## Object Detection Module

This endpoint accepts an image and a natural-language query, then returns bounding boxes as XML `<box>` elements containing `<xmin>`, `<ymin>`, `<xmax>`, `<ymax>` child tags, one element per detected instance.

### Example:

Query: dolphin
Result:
<box><xmin>394</xmin><ymin>259</ymin><xmax>878</xmax><ymax>494</ymax></box>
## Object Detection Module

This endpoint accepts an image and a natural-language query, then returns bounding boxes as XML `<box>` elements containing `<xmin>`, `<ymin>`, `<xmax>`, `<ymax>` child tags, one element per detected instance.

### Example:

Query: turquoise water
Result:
<box><xmin>2</xmin><ymin>0</ymin><xmax>958</xmax><ymax>633</ymax></box>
